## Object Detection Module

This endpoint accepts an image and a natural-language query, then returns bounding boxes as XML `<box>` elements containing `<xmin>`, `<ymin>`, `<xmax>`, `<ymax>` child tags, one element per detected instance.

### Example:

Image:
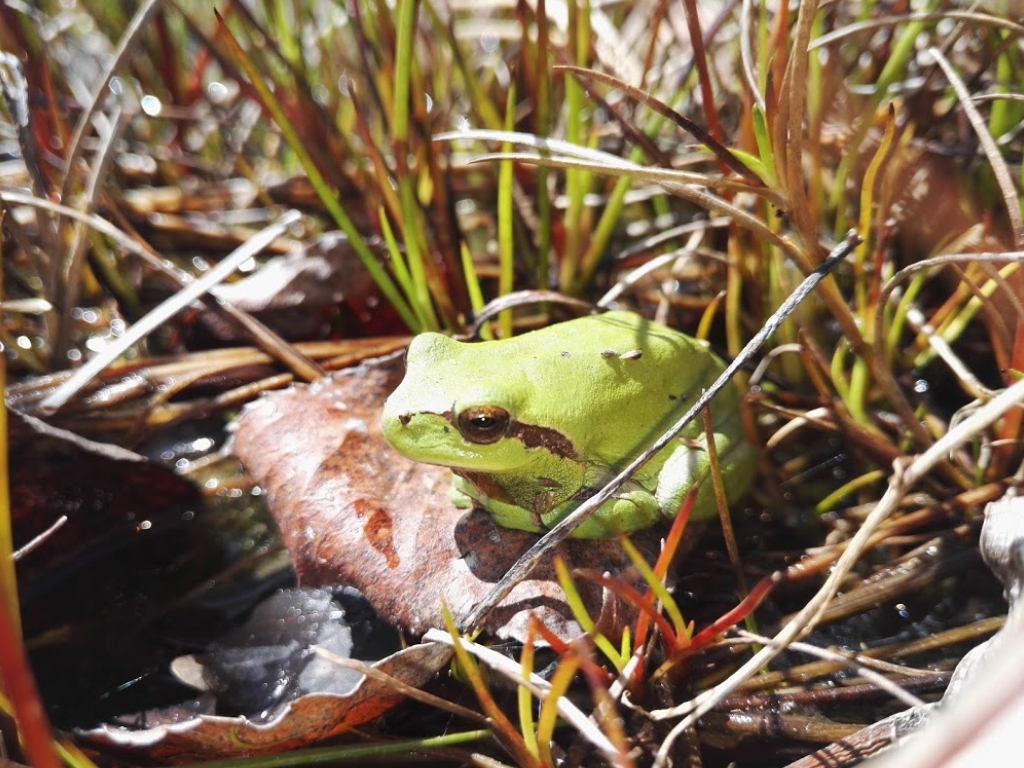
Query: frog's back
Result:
<box><xmin>503</xmin><ymin>311</ymin><xmax>733</xmax><ymax>458</ymax></box>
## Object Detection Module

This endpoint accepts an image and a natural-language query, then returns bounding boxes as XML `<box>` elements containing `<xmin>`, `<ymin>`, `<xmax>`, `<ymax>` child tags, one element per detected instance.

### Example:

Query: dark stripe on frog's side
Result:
<box><xmin>456</xmin><ymin>469</ymin><xmax>564</xmax><ymax>500</ymax></box>
<box><xmin>507</xmin><ymin>421</ymin><xmax>577</xmax><ymax>458</ymax></box>
<box><xmin>433</xmin><ymin>410</ymin><xmax>578</xmax><ymax>458</ymax></box>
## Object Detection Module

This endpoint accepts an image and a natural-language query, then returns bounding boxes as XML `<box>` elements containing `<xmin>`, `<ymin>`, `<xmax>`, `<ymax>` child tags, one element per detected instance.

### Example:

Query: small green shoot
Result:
<box><xmin>441</xmin><ymin>604</ymin><xmax>540</xmax><ymax>767</ymax></box>
<box><xmin>553</xmin><ymin>556</ymin><xmax>628</xmax><ymax>672</ymax></box>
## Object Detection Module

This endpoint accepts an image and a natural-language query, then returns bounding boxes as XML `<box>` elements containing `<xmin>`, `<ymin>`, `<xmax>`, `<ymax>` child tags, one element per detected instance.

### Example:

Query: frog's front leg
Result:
<box><xmin>450</xmin><ymin>473</ymin><xmax>550</xmax><ymax>533</ymax></box>
<box><xmin>449</xmin><ymin>474</ymin><xmax>476</xmax><ymax>509</ymax></box>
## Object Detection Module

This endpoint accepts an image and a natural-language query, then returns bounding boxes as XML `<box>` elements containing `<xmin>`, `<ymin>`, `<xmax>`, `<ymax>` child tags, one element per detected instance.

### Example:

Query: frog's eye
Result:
<box><xmin>457</xmin><ymin>406</ymin><xmax>510</xmax><ymax>444</ymax></box>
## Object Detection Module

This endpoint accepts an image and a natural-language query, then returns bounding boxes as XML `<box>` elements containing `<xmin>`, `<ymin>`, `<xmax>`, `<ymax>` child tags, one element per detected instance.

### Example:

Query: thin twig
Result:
<box><xmin>598</xmin><ymin>228</ymin><xmax>705</xmax><ymax>307</ymax></box>
<box><xmin>12</xmin><ymin>516</ymin><xmax>68</xmax><ymax>562</ymax></box>
<box><xmin>59</xmin><ymin>0</ymin><xmax>165</xmax><ymax>209</ymax></box>
<box><xmin>56</xmin><ymin>107</ymin><xmax>132</xmax><ymax>355</ymax></box>
<box><xmin>873</xmin><ymin>249</ymin><xmax>1024</xmax><ymax>396</ymax></box>
<box><xmin>734</xmin><ymin>630</ymin><xmax>927</xmax><ymax>709</ymax></box>
<box><xmin>810</xmin><ymin>12</ymin><xmax>1024</xmax><ymax>51</ymax></box>
<box><xmin>739</xmin><ymin>0</ymin><xmax>766</xmax><ymax>112</ymax></box>
<box><xmin>313</xmin><ymin>646</ymin><xmax>485</xmax><ymax>724</ymax></box>
<box><xmin>557</xmin><ymin>66</ymin><xmax>762</xmax><ymax>183</ymax></box>
<box><xmin>927</xmin><ymin>46</ymin><xmax>1024</xmax><ymax>246</ymax></box>
<box><xmin>0</xmin><ymin>191</ymin><xmax>325</xmax><ymax>384</ymax></box>
<box><xmin>36</xmin><ymin>210</ymin><xmax>303</xmax><ymax>415</ymax></box>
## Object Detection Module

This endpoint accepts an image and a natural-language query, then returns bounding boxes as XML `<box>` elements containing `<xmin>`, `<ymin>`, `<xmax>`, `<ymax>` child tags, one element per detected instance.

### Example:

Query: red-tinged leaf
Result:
<box><xmin>578</xmin><ymin>570</ymin><xmax>679</xmax><ymax>652</ymax></box>
<box><xmin>533</xmin><ymin>619</ymin><xmax>572</xmax><ymax>655</ymax></box>
<box><xmin>77</xmin><ymin>641</ymin><xmax>453</xmax><ymax>762</ymax></box>
<box><xmin>632</xmin><ymin>489</ymin><xmax>695</xmax><ymax>652</ymax></box>
<box><xmin>686</xmin><ymin>573</ymin><xmax>777</xmax><ymax>652</ymax></box>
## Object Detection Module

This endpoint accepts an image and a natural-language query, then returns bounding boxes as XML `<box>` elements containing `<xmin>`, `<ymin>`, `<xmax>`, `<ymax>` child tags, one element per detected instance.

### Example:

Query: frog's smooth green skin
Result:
<box><xmin>380</xmin><ymin>310</ymin><xmax>755</xmax><ymax>539</ymax></box>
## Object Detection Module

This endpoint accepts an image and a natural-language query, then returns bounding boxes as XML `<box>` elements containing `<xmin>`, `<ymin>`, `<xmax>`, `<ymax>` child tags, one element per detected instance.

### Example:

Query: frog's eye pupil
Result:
<box><xmin>457</xmin><ymin>406</ymin><xmax>510</xmax><ymax>444</ymax></box>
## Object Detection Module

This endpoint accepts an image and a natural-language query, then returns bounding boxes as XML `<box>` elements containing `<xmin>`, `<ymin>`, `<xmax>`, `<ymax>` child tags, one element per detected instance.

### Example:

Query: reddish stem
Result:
<box><xmin>0</xmin><ymin>597</ymin><xmax>61</xmax><ymax>768</ymax></box>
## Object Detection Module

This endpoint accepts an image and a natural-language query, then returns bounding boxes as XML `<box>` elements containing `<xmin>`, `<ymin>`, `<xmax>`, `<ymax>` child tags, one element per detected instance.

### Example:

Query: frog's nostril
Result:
<box><xmin>398</xmin><ymin>414</ymin><xmax>411</xmax><ymax>426</ymax></box>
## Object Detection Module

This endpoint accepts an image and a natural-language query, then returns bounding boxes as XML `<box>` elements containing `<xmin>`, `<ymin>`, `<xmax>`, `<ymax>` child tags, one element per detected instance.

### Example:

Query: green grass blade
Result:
<box><xmin>216</xmin><ymin>11</ymin><xmax>419</xmax><ymax>332</ymax></box>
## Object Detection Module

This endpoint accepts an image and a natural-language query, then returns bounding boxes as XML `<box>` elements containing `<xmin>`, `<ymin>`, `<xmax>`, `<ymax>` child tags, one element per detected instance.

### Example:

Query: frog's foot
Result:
<box><xmin>452</xmin><ymin>475</ymin><xmax>550</xmax><ymax>533</ymax></box>
<box><xmin>539</xmin><ymin>483</ymin><xmax>662</xmax><ymax>538</ymax></box>
<box><xmin>449</xmin><ymin>476</ymin><xmax>477</xmax><ymax>510</ymax></box>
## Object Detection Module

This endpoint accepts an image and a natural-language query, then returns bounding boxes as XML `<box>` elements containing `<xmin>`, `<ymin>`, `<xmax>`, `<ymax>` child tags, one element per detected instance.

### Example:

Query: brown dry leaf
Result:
<box><xmin>202</xmin><ymin>231</ymin><xmax>381</xmax><ymax>341</ymax></box>
<box><xmin>230</xmin><ymin>351</ymin><xmax>658</xmax><ymax>642</ymax></box>
<box><xmin>78</xmin><ymin>641</ymin><xmax>453</xmax><ymax>762</ymax></box>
